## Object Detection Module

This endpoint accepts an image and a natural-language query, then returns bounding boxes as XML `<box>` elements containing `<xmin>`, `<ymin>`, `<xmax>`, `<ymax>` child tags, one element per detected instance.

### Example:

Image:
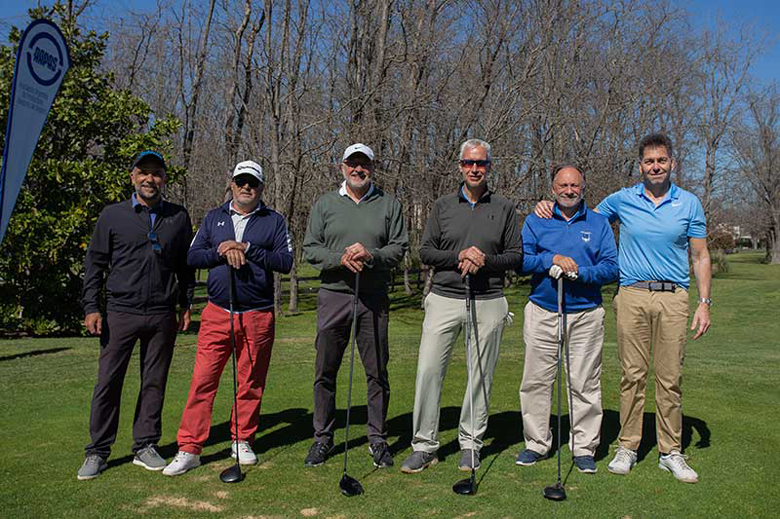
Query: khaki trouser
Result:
<box><xmin>614</xmin><ymin>286</ymin><xmax>689</xmax><ymax>453</ymax></box>
<box><xmin>520</xmin><ymin>301</ymin><xmax>605</xmax><ymax>457</ymax></box>
<box><xmin>411</xmin><ymin>292</ymin><xmax>508</xmax><ymax>453</ymax></box>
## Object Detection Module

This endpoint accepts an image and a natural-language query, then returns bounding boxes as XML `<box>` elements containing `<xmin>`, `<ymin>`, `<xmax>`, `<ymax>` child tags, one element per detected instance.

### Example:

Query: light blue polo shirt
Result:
<box><xmin>596</xmin><ymin>183</ymin><xmax>706</xmax><ymax>289</ymax></box>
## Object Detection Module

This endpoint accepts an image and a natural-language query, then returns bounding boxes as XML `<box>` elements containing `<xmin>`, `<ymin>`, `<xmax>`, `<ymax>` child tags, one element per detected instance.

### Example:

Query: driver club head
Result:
<box><xmin>339</xmin><ymin>473</ymin><xmax>364</xmax><ymax>497</ymax></box>
<box><xmin>452</xmin><ymin>472</ymin><xmax>477</xmax><ymax>495</ymax></box>
<box><xmin>219</xmin><ymin>463</ymin><xmax>244</xmax><ymax>483</ymax></box>
<box><xmin>543</xmin><ymin>482</ymin><xmax>566</xmax><ymax>501</ymax></box>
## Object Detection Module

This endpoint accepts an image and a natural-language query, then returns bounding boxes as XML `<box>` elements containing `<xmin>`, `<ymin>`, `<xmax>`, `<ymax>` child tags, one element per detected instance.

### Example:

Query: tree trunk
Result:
<box><xmin>403</xmin><ymin>251</ymin><xmax>413</xmax><ymax>296</ymax></box>
<box><xmin>288</xmin><ymin>261</ymin><xmax>299</xmax><ymax>313</ymax></box>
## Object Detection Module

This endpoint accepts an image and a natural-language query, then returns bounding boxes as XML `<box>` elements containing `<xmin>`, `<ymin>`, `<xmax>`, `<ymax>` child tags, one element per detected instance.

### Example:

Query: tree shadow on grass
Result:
<box><xmin>0</xmin><ymin>347</ymin><xmax>71</xmax><ymax>362</ymax></box>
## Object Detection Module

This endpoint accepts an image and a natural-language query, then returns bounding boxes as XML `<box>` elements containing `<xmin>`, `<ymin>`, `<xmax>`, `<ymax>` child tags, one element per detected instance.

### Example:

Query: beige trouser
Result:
<box><xmin>411</xmin><ymin>292</ymin><xmax>508</xmax><ymax>453</ymax></box>
<box><xmin>520</xmin><ymin>301</ymin><xmax>605</xmax><ymax>457</ymax></box>
<box><xmin>614</xmin><ymin>286</ymin><xmax>689</xmax><ymax>454</ymax></box>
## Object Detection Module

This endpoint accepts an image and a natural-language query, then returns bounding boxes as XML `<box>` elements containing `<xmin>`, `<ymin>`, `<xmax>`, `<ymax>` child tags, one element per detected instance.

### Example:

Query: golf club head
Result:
<box><xmin>339</xmin><ymin>473</ymin><xmax>364</xmax><ymax>497</ymax></box>
<box><xmin>452</xmin><ymin>472</ymin><xmax>477</xmax><ymax>495</ymax></box>
<box><xmin>543</xmin><ymin>482</ymin><xmax>566</xmax><ymax>501</ymax></box>
<box><xmin>219</xmin><ymin>463</ymin><xmax>244</xmax><ymax>483</ymax></box>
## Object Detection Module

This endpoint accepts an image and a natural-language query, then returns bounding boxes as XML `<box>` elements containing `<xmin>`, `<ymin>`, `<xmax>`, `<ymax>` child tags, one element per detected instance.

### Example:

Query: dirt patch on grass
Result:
<box><xmin>300</xmin><ymin>508</ymin><xmax>318</xmax><ymax>516</ymax></box>
<box><xmin>142</xmin><ymin>496</ymin><xmax>222</xmax><ymax>513</ymax></box>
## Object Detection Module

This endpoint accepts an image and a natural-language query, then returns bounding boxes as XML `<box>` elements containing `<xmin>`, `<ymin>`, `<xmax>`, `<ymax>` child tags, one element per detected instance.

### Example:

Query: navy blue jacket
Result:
<box><xmin>188</xmin><ymin>201</ymin><xmax>293</xmax><ymax>311</ymax></box>
<box><xmin>521</xmin><ymin>202</ymin><xmax>618</xmax><ymax>313</ymax></box>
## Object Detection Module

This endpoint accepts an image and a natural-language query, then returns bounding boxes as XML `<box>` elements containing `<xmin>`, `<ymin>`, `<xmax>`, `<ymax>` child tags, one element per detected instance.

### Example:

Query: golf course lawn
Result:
<box><xmin>0</xmin><ymin>252</ymin><xmax>778</xmax><ymax>517</ymax></box>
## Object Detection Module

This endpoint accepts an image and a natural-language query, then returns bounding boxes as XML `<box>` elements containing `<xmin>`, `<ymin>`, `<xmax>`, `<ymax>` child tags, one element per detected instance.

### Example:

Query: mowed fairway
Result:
<box><xmin>0</xmin><ymin>253</ymin><xmax>778</xmax><ymax>517</ymax></box>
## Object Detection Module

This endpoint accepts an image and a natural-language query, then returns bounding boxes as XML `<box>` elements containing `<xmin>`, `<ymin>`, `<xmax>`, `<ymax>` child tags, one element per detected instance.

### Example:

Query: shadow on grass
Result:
<box><xmin>0</xmin><ymin>347</ymin><xmax>72</xmax><ymax>362</ymax></box>
<box><xmin>597</xmin><ymin>410</ymin><xmax>711</xmax><ymax>462</ymax></box>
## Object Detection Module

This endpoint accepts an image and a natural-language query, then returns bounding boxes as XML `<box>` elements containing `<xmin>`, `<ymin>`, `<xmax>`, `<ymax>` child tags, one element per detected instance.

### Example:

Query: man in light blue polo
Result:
<box><xmin>536</xmin><ymin>133</ymin><xmax>712</xmax><ymax>483</ymax></box>
<box><xmin>517</xmin><ymin>165</ymin><xmax>618</xmax><ymax>474</ymax></box>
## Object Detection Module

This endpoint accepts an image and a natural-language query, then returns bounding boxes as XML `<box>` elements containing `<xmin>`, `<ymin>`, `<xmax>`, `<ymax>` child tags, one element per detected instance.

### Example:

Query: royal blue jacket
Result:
<box><xmin>188</xmin><ymin>201</ymin><xmax>293</xmax><ymax>311</ymax></box>
<box><xmin>521</xmin><ymin>202</ymin><xmax>618</xmax><ymax>313</ymax></box>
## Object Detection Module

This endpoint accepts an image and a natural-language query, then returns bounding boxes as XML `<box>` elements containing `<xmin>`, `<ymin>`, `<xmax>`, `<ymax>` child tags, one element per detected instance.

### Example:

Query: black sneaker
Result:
<box><xmin>304</xmin><ymin>441</ymin><xmax>333</xmax><ymax>467</ymax></box>
<box><xmin>368</xmin><ymin>442</ymin><xmax>394</xmax><ymax>468</ymax></box>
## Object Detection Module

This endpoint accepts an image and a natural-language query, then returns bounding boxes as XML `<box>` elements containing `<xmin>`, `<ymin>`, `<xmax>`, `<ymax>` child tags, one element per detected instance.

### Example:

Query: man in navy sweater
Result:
<box><xmin>515</xmin><ymin>165</ymin><xmax>618</xmax><ymax>474</ymax></box>
<box><xmin>163</xmin><ymin>160</ymin><xmax>293</xmax><ymax>476</ymax></box>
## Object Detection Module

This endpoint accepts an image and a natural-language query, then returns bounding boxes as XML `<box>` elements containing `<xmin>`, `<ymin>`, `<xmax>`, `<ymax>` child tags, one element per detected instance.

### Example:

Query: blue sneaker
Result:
<box><xmin>574</xmin><ymin>455</ymin><xmax>597</xmax><ymax>474</ymax></box>
<box><xmin>515</xmin><ymin>449</ymin><xmax>546</xmax><ymax>466</ymax></box>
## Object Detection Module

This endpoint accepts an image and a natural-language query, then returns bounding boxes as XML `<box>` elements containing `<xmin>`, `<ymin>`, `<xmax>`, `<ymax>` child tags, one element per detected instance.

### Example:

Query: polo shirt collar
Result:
<box><xmin>131</xmin><ymin>193</ymin><xmax>163</xmax><ymax>213</ymax></box>
<box><xmin>229</xmin><ymin>200</ymin><xmax>264</xmax><ymax>216</ymax></box>
<box><xmin>634</xmin><ymin>181</ymin><xmax>680</xmax><ymax>203</ymax></box>
<box><xmin>553</xmin><ymin>200</ymin><xmax>587</xmax><ymax>221</ymax></box>
<box><xmin>339</xmin><ymin>180</ymin><xmax>375</xmax><ymax>203</ymax></box>
<box><xmin>458</xmin><ymin>183</ymin><xmax>492</xmax><ymax>204</ymax></box>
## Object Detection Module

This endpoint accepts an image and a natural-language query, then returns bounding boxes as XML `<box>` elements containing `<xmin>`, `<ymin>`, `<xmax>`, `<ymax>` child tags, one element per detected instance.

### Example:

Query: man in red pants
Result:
<box><xmin>164</xmin><ymin>160</ymin><xmax>293</xmax><ymax>476</ymax></box>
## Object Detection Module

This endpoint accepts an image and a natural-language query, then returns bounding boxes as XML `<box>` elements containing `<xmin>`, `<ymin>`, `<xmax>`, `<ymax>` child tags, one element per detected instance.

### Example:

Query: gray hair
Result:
<box><xmin>459</xmin><ymin>139</ymin><xmax>492</xmax><ymax>162</ymax></box>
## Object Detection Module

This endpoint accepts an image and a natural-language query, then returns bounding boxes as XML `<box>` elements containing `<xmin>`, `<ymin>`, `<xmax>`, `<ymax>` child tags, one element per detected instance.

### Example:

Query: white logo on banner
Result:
<box><xmin>0</xmin><ymin>19</ymin><xmax>71</xmax><ymax>243</ymax></box>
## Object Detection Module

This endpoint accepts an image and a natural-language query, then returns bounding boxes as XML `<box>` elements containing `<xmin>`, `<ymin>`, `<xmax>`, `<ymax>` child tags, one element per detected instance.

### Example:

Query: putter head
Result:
<box><xmin>339</xmin><ymin>473</ymin><xmax>364</xmax><ymax>497</ymax></box>
<box><xmin>219</xmin><ymin>463</ymin><xmax>244</xmax><ymax>483</ymax></box>
<box><xmin>543</xmin><ymin>482</ymin><xmax>566</xmax><ymax>501</ymax></box>
<box><xmin>452</xmin><ymin>472</ymin><xmax>477</xmax><ymax>495</ymax></box>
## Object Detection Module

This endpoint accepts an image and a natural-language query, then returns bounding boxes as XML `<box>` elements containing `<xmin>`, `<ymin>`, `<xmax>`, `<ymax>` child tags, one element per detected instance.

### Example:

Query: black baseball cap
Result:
<box><xmin>130</xmin><ymin>150</ymin><xmax>167</xmax><ymax>171</ymax></box>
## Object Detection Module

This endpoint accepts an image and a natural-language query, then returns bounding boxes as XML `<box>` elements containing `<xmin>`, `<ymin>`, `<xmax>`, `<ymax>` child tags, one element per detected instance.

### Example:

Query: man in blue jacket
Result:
<box><xmin>516</xmin><ymin>165</ymin><xmax>618</xmax><ymax>474</ymax></box>
<box><xmin>163</xmin><ymin>160</ymin><xmax>293</xmax><ymax>476</ymax></box>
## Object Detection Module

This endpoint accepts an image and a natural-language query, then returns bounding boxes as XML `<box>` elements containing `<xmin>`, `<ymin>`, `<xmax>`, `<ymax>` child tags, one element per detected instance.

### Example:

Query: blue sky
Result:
<box><xmin>1</xmin><ymin>0</ymin><xmax>778</xmax><ymax>84</ymax></box>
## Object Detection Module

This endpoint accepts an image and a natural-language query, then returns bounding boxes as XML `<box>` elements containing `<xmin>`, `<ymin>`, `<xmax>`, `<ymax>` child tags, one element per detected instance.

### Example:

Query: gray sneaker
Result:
<box><xmin>400</xmin><ymin>451</ymin><xmax>438</xmax><ymax>474</ymax></box>
<box><xmin>458</xmin><ymin>449</ymin><xmax>481</xmax><ymax>472</ymax></box>
<box><xmin>77</xmin><ymin>454</ymin><xmax>108</xmax><ymax>480</ymax></box>
<box><xmin>133</xmin><ymin>444</ymin><xmax>166</xmax><ymax>471</ymax></box>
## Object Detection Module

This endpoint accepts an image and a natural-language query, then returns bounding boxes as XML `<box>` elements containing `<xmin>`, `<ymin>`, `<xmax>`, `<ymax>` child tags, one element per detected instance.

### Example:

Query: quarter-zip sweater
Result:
<box><xmin>188</xmin><ymin>201</ymin><xmax>293</xmax><ymax>311</ymax></box>
<box><xmin>521</xmin><ymin>202</ymin><xmax>618</xmax><ymax>312</ymax></box>
<box><xmin>81</xmin><ymin>199</ymin><xmax>195</xmax><ymax>315</ymax></box>
<box><xmin>420</xmin><ymin>185</ymin><xmax>522</xmax><ymax>300</ymax></box>
<box><xmin>303</xmin><ymin>186</ymin><xmax>408</xmax><ymax>294</ymax></box>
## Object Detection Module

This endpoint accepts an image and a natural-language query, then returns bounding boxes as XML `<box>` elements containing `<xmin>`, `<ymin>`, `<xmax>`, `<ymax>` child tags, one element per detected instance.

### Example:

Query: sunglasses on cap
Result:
<box><xmin>234</xmin><ymin>176</ymin><xmax>261</xmax><ymax>188</ymax></box>
<box><xmin>459</xmin><ymin>159</ymin><xmax>490</xmax><ymax>168</ymax></box>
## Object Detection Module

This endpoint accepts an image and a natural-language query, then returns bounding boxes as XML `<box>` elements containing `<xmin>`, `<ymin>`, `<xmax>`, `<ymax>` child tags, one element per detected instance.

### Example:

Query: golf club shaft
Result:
<box><xmin>229</xmin><ymin>267</ymin><xmax>240</xmax><ymax>466</ymax></box>
<box><xmin>343</xmin><ymin>271</ymin><xmax>360</xmax><ymax>475</ymax></box>
<box><xmin>556</xmin><ymin>276</ymin><xmax>563</xmax><ymax>484</ymax></box>
<box><xmin>465</xmin><ymin>275</ymin><xmax>475</xmax><ymax>472</ymax></box>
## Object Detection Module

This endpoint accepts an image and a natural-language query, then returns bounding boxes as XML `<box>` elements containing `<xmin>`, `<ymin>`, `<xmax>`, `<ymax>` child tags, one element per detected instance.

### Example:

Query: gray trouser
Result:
<box><xmin>520</xmin><ymin>301</ymin><xmax>605</xmax><ymax>457</ymax></box>
<box><xmin>411</xmin><ymin>292</ymin><xmax>508</xmax><ymax>453</ymax></box>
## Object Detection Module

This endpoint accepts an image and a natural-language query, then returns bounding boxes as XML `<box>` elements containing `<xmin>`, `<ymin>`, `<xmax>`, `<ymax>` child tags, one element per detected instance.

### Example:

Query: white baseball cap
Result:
<box><xmin>342</xmin><ymin>143</ymin><xmax>374</xmax><ymax>162</ymax></box>
<box><xmin>232</xmin><ymin>160</ymin><xmax>264</xmax><ymax>183</ymax></box>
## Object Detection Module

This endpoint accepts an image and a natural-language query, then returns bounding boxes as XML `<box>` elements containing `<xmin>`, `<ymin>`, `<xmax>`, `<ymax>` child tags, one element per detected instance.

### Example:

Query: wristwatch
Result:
<box><xmin>699</xmin><ymin>298</ymin><xmax>713</xmax><ymax>306</ymax></box>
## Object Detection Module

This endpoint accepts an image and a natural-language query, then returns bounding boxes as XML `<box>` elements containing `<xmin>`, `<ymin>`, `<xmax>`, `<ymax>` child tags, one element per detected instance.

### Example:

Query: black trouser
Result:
<box><xmin>85</xmin><ymin>311</ymin><xmax>178</xmax><ymax>458</ymax></box>
<box><xmin>313</xmin><ymin>289</ymin><xmax>390</xmax><ymax>445</ymax></box>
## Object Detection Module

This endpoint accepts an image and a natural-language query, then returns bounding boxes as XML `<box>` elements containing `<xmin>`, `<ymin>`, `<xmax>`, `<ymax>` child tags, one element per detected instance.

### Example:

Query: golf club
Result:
<box><xmin>453</xmin><ymin>274</ymin><xmax>477</xmax><ymax>496</ymax></box>
<box><xmin>220</xmin><ymin>267</ymin><xmax>244</xmax><ymax>484</ymax></box>
<box><xmin>339</xmin><ymin>271</ymin><xmax>364</xmax><ymax>497</ymax></box>
<box><xmin>543</xmin><ymin>276</ymin><xmax>566</xmax><ymax>501</ymax></box>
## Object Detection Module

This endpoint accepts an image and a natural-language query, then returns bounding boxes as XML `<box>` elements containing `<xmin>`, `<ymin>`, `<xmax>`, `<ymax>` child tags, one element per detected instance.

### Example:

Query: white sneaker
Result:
<box><xmin>231</xmin><ymin>441</ymin><xmax>258</xmax><ymax>465</ymax></box>
<box><xmin>163</xmin><ymin>451</ymin><xmax>201</xmax><ymax>476</ymax></box>
<box><xmin>659</xmin><ymin>451</ymin><xmax>699</xmax><ymax>483</ymax></box>
<box><xmin>608</xmin><ymin>446</ymin><xmax>637</xmax><ymax>475</ymax></box>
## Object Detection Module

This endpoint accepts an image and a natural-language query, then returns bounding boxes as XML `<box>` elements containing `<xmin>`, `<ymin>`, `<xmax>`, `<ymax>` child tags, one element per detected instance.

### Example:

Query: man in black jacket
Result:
<box><xmin>401</xmin><ymin>139</ymin><xmax>522</xmax><ymax>474</ymax></box>
<box><xmin>78</xmin><ymin>150</ymin><xmax>195</xmax><ymax>480</ymax></box>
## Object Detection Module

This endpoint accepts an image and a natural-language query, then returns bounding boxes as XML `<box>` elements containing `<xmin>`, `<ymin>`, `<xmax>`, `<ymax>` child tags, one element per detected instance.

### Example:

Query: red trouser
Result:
<box><xmin>177</xmin><ymin>302</ymin><xmax>275</xmax><ymax>455</ymax></box>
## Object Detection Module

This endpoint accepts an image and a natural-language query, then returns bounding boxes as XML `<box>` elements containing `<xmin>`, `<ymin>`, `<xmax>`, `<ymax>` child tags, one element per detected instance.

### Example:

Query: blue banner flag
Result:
<box><xmin>0</xmin><ymin>19</ymin><xmax>71</xmax><ymax>244</ymax></box>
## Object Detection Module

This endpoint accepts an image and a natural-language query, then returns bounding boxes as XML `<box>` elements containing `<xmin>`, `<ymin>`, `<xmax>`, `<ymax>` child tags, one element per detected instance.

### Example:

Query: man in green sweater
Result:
<box><xmin>303</xmin><ymin>143</ymin><xmax>408</xmax><ymax>468</ymax></box>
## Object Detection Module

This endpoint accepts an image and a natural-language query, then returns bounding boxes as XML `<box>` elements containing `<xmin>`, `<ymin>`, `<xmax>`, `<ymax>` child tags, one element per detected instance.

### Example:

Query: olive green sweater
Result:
<box><xmin>303</xmin><ymin>186</ymin><xmax>408</xmax><ymax>294</ymax></box>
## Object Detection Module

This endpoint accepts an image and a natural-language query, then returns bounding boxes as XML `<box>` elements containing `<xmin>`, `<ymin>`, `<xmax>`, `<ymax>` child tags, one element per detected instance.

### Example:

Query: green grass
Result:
<box><xmin>1</xmin><ymin>252</ymin><xmax>778</xmax><ymax>517</ymax></box>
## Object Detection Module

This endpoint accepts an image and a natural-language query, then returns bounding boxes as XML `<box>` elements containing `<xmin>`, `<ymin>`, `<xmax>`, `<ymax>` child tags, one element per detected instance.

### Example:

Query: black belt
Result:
<box><xmin>628</xmin><ymin>281</ymin><xmax>677</xmax><ymax>292</ymax></box>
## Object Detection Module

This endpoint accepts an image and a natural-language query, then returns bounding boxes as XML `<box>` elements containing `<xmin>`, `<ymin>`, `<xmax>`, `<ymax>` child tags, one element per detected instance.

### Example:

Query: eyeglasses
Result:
<box><xmin>343</xmin><ymin>160</ymin><xmax>372</xmax><ymax>169</ymax></box>
<box><xmin>234</xmin><ymin>176</ymin><xmax>260</xmax><ymax>188</ymax></box>
<box><xmin>147</xmin><ymin>231</ymin><xmax>162</xmax><ymax>254</ymax></box>
<box><xmin>459</xmin><ymin>159</ymin><xmax>490</xmax><ymax>168</ymax></box>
